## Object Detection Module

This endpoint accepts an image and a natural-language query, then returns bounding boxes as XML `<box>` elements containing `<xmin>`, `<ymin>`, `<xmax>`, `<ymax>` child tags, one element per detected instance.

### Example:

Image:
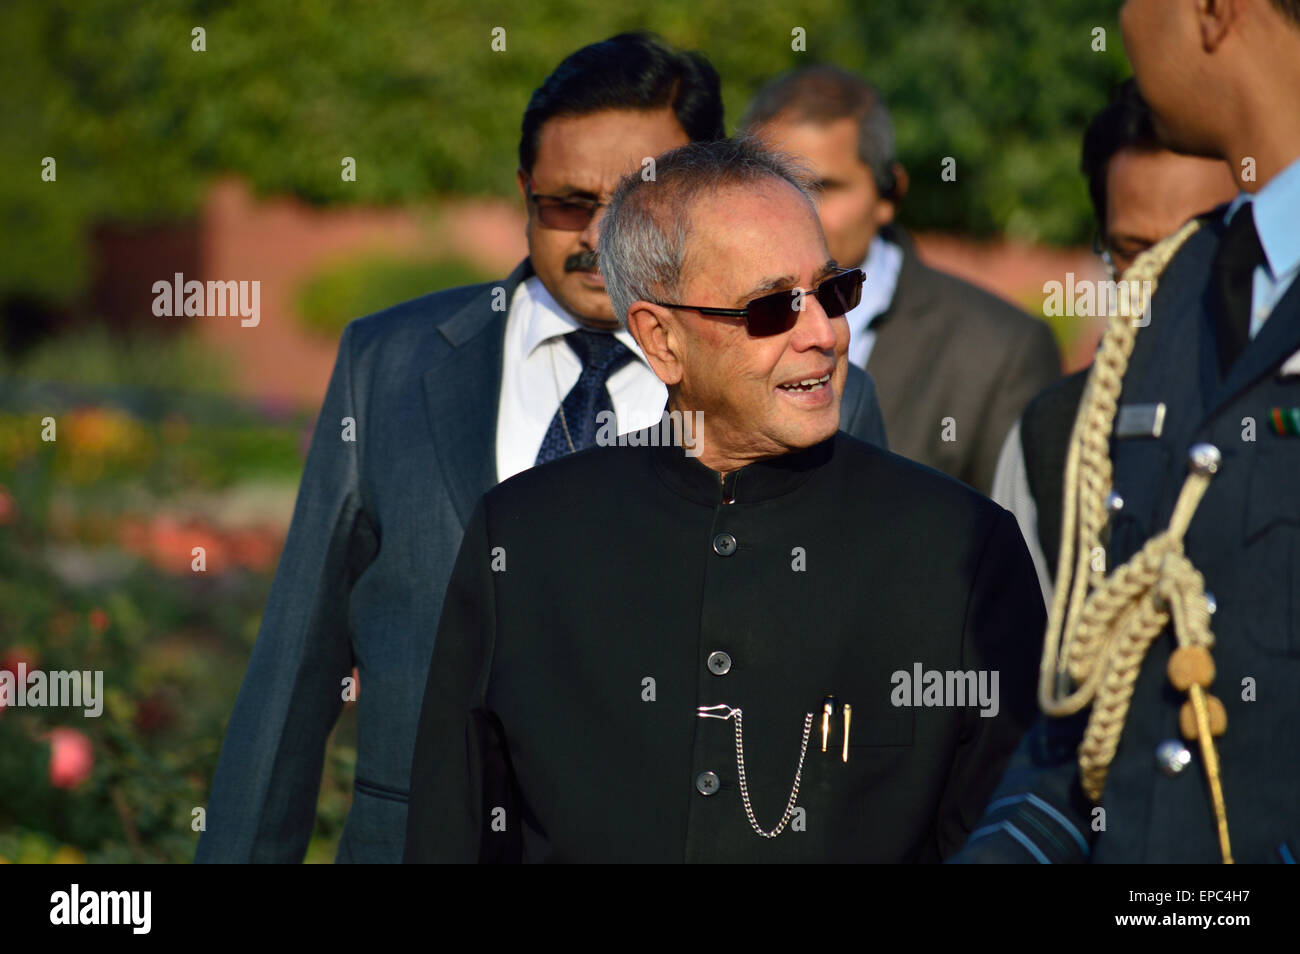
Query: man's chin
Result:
<box><xmin>773</xmin><ymin>402</ymin><xmax>841</xmax><ymax>450</ymax></box>
<box><xmin>552</xmin><ymin>276</ymin><xmax>618</xmax><ymax>328</ymax></box>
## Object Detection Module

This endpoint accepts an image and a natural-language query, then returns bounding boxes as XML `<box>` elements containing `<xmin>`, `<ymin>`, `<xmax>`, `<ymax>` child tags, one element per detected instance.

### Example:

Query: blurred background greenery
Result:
<box><xmin>2</xmin><ymin>0</ymin><xmax>1127</xmax><ymax>310</ymax></box>
<box><xmin>0</xmin><ymin>0</ymin><xmax>1127</xmax><ymax>863</ymax></box>
<box><xmin>295</xmin><ymin>257</ymin><xmax>491</xmax><ymax>338</ymax></box>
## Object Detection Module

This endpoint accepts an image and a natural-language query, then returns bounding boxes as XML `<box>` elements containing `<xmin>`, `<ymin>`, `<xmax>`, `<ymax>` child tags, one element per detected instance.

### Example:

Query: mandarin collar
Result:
<box><xmin>648</xmin><ymin>414</ymin><xmax>835</xmax><ymax>506</ymax></box>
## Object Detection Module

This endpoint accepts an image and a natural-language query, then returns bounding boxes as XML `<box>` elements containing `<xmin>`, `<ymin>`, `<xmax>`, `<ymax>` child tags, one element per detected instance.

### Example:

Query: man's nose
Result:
<box><xmin>791</xmin><ymin>291</ymin><xmax>837</xmax><ymax>351</ymax></box>
<box><xmin>578</xmin><ymin>204</ymin><xmax>609</xmax><ymax>248</ymax></box>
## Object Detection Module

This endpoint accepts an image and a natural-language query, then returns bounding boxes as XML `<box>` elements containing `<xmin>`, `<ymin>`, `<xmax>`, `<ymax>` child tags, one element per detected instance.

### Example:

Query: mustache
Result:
<box><xmin>564</xmin><ymin>250</ymin><xmax>600</xmax><ymax>273</ymax></box>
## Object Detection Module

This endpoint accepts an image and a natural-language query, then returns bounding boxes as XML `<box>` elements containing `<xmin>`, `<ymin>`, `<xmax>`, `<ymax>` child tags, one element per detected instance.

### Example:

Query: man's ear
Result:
<box><xmin>875</xmin><ymin>162</ymin><xmax>907</xmax><ymax>226</ymax></box>
<box><xmin>516</xmin><ymin>169</ymin><xmax>535</xmax><ymax>237</ymax></box>
<box><xmin>626</xmin><ymin>302</ymin><xmax>683</xmax><ymax>387</ymax></box>
<box><xmin>889</xmin><ymin>162</ymin><xmax>909</xmax><ymax>202</ymax></box>
<box><xmin>1198</xmin><ymin>0</ymin><xmax>1238</xmax><ymax>51</ymax></box>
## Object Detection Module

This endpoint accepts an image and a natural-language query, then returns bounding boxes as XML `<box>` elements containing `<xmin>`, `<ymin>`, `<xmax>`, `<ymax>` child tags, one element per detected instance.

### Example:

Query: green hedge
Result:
<box><xmin>295</xmin><ymin>257</ymin><xmax>493</xmax><ymax>338</ymax></box>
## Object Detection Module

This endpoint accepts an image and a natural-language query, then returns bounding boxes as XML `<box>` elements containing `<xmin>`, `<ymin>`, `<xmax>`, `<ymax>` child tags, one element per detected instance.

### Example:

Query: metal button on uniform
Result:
<box><xmin>712</xmin><ymin>532</ymin><xmax>737</xmax><ymax>557</ymax></box>
<box><xmin>1156</xmin><ymin>739</ymin><xmax>1192</xmax><ymax>777</ymax></box>
<box><xmin>1106</xmin><ymin>491</ymin><xmax>1124</xmax><ymax>513</ymax></box>
<box><xmin>707</xmin><ymin>651</ymin><xmax>732</xmax><ymax>676</ymax></box>
<box><xmin>1188</xmin><ymin>443</ymin><xmax>1221</xmax><ymax>476</ymax></box>
<box><xmin>695</xmin><ymin>771</ymin><xmax>721</xmax><ymax>795</ymax></box>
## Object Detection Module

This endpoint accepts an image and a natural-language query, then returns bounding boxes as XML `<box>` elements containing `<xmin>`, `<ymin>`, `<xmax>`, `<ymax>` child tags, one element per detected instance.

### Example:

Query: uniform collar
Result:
<box><xmin>649</xmin><ymin>417</ymin><xmax>835</xmax><ymax>506</ymax></box>
<box><xmin>1224</xmin><ymin>154</ymin><xmax>1300</xmax><ymax>284</ymax></box>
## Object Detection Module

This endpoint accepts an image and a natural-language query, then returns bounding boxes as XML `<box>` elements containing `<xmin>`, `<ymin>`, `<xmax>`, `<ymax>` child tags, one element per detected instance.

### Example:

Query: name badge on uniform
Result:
<box><xmin>1115</xmin><ymin>402</ymin><xmax>1166</xmax><ymax>439</ymax></box>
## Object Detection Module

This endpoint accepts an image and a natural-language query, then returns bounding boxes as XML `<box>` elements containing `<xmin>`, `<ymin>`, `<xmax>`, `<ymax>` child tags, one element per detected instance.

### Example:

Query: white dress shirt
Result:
<box><xmin>495</xmin><ymin>276</ymin><xmax>668</xmax><ymax>483</ymax></box>
<box><xmin>990</xmin><ymin>421</ymin><xmax>1055</xmax><ymax>607</ymax></box>
<box><xmin>844</xmin><ymin>234</ymin><xmax>905</xmax><ymax>369</ymax></box>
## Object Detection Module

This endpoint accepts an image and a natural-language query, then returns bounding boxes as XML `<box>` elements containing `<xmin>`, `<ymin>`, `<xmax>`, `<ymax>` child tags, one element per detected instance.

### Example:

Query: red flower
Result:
<box><xmin>48</xmin><ymin>728</ymin><xmax>94</xmax><ymax>790</ymax></box>
<box><xmin>88</xmin><ymin>608</ymin><xmax>110</xmax><ymax>633</ymax></box>
<box><xmin>134</xmin><ymin>692</ymin><xmax>175</xmax><ymax>734</ymax></box>
<box><xmin>0</xmin><ymin>485</ymin><xmax>15</xmax><ymax>526</ymax></box>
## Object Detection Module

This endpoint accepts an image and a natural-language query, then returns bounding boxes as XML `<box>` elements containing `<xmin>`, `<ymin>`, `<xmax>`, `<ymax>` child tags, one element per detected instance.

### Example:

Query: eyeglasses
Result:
<box><xmin>651</xmin><ymin>267</ymin><xmax>865</xmax><ymax>337</ymax></box>
<box><xmin>524</xmin><ymin>178</ymin><xmax>608</xmax><ymax>231</ymax></box>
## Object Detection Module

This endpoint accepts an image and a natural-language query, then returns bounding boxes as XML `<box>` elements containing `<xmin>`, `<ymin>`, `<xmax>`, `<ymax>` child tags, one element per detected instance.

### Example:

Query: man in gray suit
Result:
<box><xmin>744</xmin><ymin>66</ymin><xmax>1060</xmax><ymax>495</ymax></box>
<box><xmin>197</xmin><ymin>34</ymin><xmax>887</xmax><ymax>863</ymax></box>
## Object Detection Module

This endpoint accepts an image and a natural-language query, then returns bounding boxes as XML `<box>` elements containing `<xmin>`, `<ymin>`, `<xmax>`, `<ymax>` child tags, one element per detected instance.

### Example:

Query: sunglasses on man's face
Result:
<box><xmin>525</xmin><ymin>180</ymin><xmax>607</xmax><ymax>231</ymax></box>
<box><xmin>652</xmin><ymin>267</ymin><xmax>865</xmax><ymax>337</ymax></box>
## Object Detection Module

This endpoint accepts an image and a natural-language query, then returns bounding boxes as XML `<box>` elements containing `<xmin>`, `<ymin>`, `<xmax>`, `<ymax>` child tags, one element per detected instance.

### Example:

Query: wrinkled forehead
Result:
<box><xmin>677</xmin><ymin>178</ymin><xmax>828</xmax><ymax>299</ymax></box>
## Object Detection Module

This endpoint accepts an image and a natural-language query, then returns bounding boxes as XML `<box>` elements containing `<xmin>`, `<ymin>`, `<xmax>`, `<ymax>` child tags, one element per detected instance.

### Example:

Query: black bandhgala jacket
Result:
<box><xmin>405</xmin><ymin>428</ymin><xmax>1045</xmax><ymax>862</ymax></box>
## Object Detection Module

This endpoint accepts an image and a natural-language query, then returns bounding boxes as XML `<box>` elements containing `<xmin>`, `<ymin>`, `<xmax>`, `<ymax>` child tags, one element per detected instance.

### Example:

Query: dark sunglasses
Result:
<box><xmin>524</xmin><ymin>179</ymin><xmax>607</xmax><ymax>231</ymax></box>
<box><xmin>652</xmin><ymin>267</ymin><xmax>865</xmax><ymax>337</ymax></box>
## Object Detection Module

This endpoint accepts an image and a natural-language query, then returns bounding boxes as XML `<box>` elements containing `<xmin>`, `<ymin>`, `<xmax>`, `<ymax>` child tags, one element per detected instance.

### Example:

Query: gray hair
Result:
<box><xmin>740</xmin><ymin>65</ymin><xmax>898</xmax><ymax>198</ymax></box>
<box><xmin>597</xmin><ymin>136</ymin><xmax>818</xmax><ymax>326</ymax></box>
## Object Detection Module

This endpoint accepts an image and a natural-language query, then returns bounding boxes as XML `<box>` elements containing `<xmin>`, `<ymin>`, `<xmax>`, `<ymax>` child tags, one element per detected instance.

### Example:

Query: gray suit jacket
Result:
<box><xmin>196</xmin><ymin>258</ymin><xmax>888</xmax><ymax>862</ymax></box>
<box><xmin>866</xmin><ymin>227</ymin><xmax>1061</xmax><ymax>495</ymax></box>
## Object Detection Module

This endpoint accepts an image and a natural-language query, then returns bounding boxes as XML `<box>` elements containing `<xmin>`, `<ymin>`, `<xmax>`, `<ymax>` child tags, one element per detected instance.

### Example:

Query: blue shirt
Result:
<box><xmin>1224</xmin><ymin>154</ymin><xmax>1300</xmax><ymax>339</ymax></box>
<box><xmin>845</xmin><ymin>234</ymin><xmax>904</xmax><ymax>368</ymax></box>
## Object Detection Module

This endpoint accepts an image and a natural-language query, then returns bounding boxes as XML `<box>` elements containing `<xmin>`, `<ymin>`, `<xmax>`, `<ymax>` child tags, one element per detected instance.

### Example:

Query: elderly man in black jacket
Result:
<box><xmin>405</xmin><ymin>138</ymin><xmax>1046</xmax><ymax>863</ymax></box>
<box><xmin>198</xmin><ymin>35</ymin><xmax>888</xmax><ymax>865</ymax></box>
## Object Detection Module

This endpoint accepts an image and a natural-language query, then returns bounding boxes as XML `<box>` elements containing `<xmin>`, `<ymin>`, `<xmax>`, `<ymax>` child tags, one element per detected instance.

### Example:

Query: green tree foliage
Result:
<box><xmin>1</xmin><ymin>0</ymin><xmax>1128</xmax><ymax>306</ymax></box>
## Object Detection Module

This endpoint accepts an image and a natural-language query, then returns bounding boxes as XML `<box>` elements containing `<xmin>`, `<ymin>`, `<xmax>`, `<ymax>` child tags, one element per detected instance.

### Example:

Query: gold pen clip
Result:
<box><xmin>821</xmin><ymin>696</ymin><xmax>834</xmax><ymax>753</ymax></box>
<box><xmin>842</xmin><ymin>704</ymin><xmax>852</xmax><ymax>762</ymax></box>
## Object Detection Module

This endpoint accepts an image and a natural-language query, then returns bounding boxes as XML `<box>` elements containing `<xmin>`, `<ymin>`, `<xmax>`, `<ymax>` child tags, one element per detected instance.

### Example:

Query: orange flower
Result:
<box><xmin>229</xmin><ymin>527</ymin><xmax>281</xmax><ymax>572</ymax></box>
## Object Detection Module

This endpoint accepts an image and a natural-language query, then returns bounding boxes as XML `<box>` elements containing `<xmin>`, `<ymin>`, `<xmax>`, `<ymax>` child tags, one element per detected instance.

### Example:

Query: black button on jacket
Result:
<box><xmin>405</xmin><ymin>430</ymin><xmax>1045</xmax><ymax>862</ymax></box>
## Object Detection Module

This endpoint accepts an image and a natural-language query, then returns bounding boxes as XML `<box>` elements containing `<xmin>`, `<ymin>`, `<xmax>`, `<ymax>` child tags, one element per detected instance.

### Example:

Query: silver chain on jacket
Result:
<box><xmin>697</xmin><ymin>704</ymin><xmax>814</xmax><ymax>838</ymax></box>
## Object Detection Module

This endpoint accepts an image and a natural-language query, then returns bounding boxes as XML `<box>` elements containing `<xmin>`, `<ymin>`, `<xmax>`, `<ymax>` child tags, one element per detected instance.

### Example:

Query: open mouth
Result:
<box><xmin>777</xmin><ymin>372</ymin><xmax>831</xmax><ymax>394</ymax></box>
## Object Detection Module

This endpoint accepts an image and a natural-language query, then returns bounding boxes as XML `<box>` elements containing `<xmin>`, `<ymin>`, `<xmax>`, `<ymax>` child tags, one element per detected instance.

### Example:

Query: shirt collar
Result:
<box><xmin>518</xmin><ymin>275</ymin><xmax>651</xmax><ymax>366</ymax></box>
<box><xmin>648</xmin><ymin>416</ymin><xmax>836</xmax><ymax>506</ymax></box>
<box><xmin>842</xmin><ymin>235</ymin><xmax>903</xmax><ymax>338</ymax></box>
<box><xmin>1224</xmin><ymin>154</ymin><xmax>1300</xmax><ymax>282</ymax></box>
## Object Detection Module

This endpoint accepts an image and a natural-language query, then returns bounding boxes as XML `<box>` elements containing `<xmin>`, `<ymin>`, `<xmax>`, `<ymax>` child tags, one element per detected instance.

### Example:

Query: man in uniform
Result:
<box><xmin>992</xmin><ymin>79</ymin><xmax>1238</xmax><ymax>605</ymax></box>
<box><xmin>404</xmin><ymin>138</ymin><xmax>1046</xmax><ymax>863</ymax></box>
<box><xmin>958</xmin><ymin>0</ymin><xmax>1300</xmax><ymax>863</ymax></box>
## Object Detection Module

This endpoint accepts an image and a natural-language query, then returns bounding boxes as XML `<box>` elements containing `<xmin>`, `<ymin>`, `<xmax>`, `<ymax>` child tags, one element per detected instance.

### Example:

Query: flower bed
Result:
<box><xmin>0</xmin><ymin>382</ymin><xmax>355</xmax><ymax>863</ymax></box>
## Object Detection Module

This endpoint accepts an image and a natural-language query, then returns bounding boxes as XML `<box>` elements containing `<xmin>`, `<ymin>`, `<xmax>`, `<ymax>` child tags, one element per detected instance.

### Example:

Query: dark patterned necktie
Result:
<box><xmin>535</xmin><ymin>329</ymin><xmax>633</xmax><ymax>465</ymax></box>
<box><xmin>1210</xmin><ymin>203</ymin><xmax>1266</xmax><ymax>375</ymax></box>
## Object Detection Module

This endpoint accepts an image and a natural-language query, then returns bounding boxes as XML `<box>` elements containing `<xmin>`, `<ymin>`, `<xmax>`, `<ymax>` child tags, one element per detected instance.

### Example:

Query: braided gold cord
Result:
<box><xmin>1040</xmin><ymin>221</ymin><xmax>1201</xmax><ymax>719</ymax></box>
<box><xmin>1037</xmin><ymin>219</ymin><xmax>1233</xmax><ymax>862</ymax></box>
